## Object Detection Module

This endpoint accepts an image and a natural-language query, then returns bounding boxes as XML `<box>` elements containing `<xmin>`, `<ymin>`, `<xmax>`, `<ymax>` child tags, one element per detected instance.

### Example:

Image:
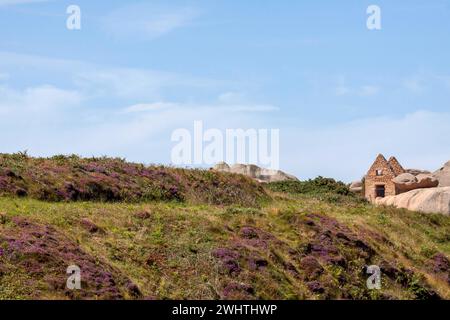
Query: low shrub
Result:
<box><xmin>267</xmin><ymin>176</ymin><xmax>350</xmax><ymax>195</ymax></box>
<box><xmin>0</xmin><ymin>153</ymin><xmax>268</xmax><ymax>206</ymax></box>
<box><xmin>266</xmin><ymin>176</ymin><xmax>364</xmax><ymax>203</ymax></box>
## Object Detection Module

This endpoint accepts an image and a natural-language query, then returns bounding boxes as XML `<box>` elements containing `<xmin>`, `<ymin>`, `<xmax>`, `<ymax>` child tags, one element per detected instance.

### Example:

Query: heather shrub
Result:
<box><xmin>0</xmin><ymin>154</ymin><xmax>267</xmax><ymax>206</ymax></box>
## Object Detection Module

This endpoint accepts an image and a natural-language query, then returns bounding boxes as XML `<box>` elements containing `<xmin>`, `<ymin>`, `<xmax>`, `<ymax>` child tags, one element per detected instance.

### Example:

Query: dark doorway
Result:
<box><xmin>375</xmin><ymin>185</ymin><xmax>385</xmax><ymax>198</ymax></box>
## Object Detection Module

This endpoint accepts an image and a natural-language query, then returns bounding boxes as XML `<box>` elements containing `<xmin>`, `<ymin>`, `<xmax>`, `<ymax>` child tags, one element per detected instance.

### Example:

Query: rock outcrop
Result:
<box><xmin>392</xmin><ymin>173</ymin><xmax>439</xmax><ymax>193</ymax></box>
<box><xmin>375</xmin><ymin>187</ymin><xmax>450</xmax><ymax>215</ymax></box>
<box><xmin>406</xmin><ymin>169</ymin><xmax>431</xmax><ymax>176</ymax></box>
<box><xmin>434</xmin><ymin>161</ymin><xmax>450</xmax><ymax>187</ymax></box>
<box><xmin>213</xmin><ymin>162</ymin><xmax>298</xmax><ymax>183</ymax></box>
<box><xmin>349</xmin><ymin>181</ymin><xmax>363</xmax><ymax>193</ymax></box>
<box><xmin>393</xmin><ymin>173</ymin><xmax>416</xmax><ymax>185</ymax></box>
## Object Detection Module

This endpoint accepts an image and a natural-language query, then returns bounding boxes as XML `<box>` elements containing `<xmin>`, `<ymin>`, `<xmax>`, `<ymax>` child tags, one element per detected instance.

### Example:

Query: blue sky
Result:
<box><xmin>1</xmin><ymin>0</ymin><xmax>450</xmax><ymax>181</ymax></box>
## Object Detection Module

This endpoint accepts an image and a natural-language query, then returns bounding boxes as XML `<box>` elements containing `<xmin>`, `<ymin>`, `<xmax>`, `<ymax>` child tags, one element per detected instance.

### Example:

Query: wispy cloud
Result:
<box><xmin>121</xmin><ymin>99</ymin><xmax>279</xmax><ymax>114</ymax></box>
<box><xmin>0</xmin><ymin>0</ymin><xmax>47</xmax><ymax>6</ymax></box>
<box><xmin>334</xmin><ymin>77</ymin><xmax>380</xmax><ymax>97</ymax></box>
<box><xmin>0</xmin><ymin>72</ymin><xmax>9</xmax><ymax>81</ymax></box>
<box><xmin>122</xmin><ymin>102</ymin><xmax>178</xmax><ymax>113</ymax></box>
<box><xmin>334</xmin><ymin>85</ymin><xmax>380</xmax><ymax>97</ymax></box>
<box><xmin>74</xmin><ymin>67</ymin><xmax>216</xmax><ymax>100</ymax></box>
<box><xmin>282</xmin><ymin>110</ymin><xmax>450</xmax><ymax>181</ymax></box>
<box><xmin>401</xmin><ymin>71</ymin><xmax>450</xmax><ymax>94</ymax></box>
<box><xmin>0</xmin><ymin>51</ymin><xmax>222</xmax><ymax>101</ymax></box>
<box><xmin>101</xmin><ymin>3</ymin><xmax>200</xmax><ymax>40</ymax></box>
<box><xmin>403</xmin><ymin>76</ymin><xmax>425</xmax><ymax>94</ymax></box>
<box><xmin>359</xmin><ymin>85</ymin><xmax>380</xmax><ymax>96</ymax></box>
<box><xmin>0</xmin><ymin>84</ymin><xmax>81</xmax><ymax>117</ymax></box>
<box><xmin>0</xmin><ymin>84</ymin><xmax>278</xmax><ymax>163</ymax></box>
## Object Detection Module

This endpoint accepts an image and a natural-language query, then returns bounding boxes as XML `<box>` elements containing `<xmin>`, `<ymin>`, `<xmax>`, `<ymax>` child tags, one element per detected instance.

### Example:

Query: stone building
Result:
<box><xmin>364</xmin><ymin>154</ymin><xmax>406</xmax><ymax>202</ymax></box>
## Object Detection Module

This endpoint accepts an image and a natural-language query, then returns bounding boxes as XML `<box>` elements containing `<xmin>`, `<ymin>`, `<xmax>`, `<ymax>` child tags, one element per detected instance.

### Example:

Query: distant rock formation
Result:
<box><xmin>393</xmin><ymin>173</ymin><xmax>439</xmax><ymax>193</ymax></box>
<box><xmin>406</xmin><ymin>169</ymin><xmax>431</xmax><ymax>176</ymax></box>
<box><xmin>375</xmin><ymin>187</ymin><xmax>450</xmax><ymax>215</ymax></box>
<box><xmin>212</xmin><ymin>162</ymin><xmax>298</xmax><ymax>183</ymax></box>
<box><xmin>433</xmin><ymin>160</ymin><xmax>450</xmax><ymax>187</ymax></box>
<box><xmin>349</xmin><ymin>181</ymin><xmax>363</xmax><ymax>193</ymax></box>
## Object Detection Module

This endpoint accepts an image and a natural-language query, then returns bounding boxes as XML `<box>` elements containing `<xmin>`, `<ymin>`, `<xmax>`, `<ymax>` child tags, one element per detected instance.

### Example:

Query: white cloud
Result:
<box><xmin>1</xmin><ymin>80</ymin><xmax>447</xmax><ymax>182</ymax></box>
<box><xmin>225</xmin><ymin>104</ymin><xmax>279</xmax><ymax>112</ymax></box>
<box><xmin>121</xmin><ymin>100</ymin><xmax>279</xmax><ymax>114</ymax></box>
<box><xmin>0</xmin><ymin>51</ymin><xmax>222</xmax><ymax>101</ymax></box>
<box><xmin>74</xmin><ymin>69</ymin><xmax>164</xmax><ymax>99</ymax></box>
<box><xmin>0</xmin><ymin>84</ymin><xmax>81</xmax><ymax>117</ymax></box>
<box><xmin>19</xmin><ymin>106</ymin><xmax>446</xmax><ymax>181</ymax></box>
<box><xmin>334</xmin><ymin>84</ymin><xmax>380</xmax><ymax>97</ymax></box>
<box><xmin>122</xmin><ymin>102</ymin><xmax>177</xmax><ymax>113</ymax></box>
<box><xmin>359</xmin><ymin>85</ymin><xmax>380</xmax><ymax>96</ymax></box>
<box><xmin>74</xmin><ymin>68</ymin><xmax>214</xmax><ymax>100</ymax></box>
<box><xmin>282</xmin><ymin>110</ymin><xmax>450</xmax><ymax>182</ymax></box>
<box><xmin>0</xmin><ymin>0</ymin><xmax>47</xmax><ymax>6</ymax></box>
<box><xmin>402</xmin><ymin>72</ymin><xmax>450</xmax><ymax>94</ymax></box>
<box><xmin>102</xmin><ymin>4</ymin><xmax>200</xmax><ymax>40</ymax></box>
<box><xmin>437</xmin><ymin>75</ymin><xmax>450</xmax><ymax>89</ymax></box>
<box><xmin>0</xmin><ymin>51</ymin><xmax>83</xmax><ymax>72</ymax></box>
<box><xmin>0</xmin><ymin>80</ymin><xmax>278</xmax><ymax>164</ymax></box>
<box><xmin>403</xmin><ymin>76</ymin><xmax>425</xmax><ymax>94</ymax></box>
<box><xmin>334</xmin><ymin>86</ymin><xmax>351</xmax><ymax>96</ymax></box>
<box><xmin>3</xmin><ymin>53</ymin><xmax>447</xmax><ymax>181</ymax></box>
<box><xmin>218</xmin><ymin>92</ymin><xmax>245</xmax><ymax>103</ymax></box>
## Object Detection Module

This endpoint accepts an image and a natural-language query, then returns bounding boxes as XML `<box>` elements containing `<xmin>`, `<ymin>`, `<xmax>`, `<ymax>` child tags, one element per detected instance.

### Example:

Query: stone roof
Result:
<box><xmin>367</xmin><ymin>154</ymin><xmax>405</xmax><ymax>178</ymax></box>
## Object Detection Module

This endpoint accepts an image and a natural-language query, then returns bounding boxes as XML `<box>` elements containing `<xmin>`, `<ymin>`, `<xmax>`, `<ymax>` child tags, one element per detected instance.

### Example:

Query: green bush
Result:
<box><xmin>266</xmin><ymin>176</ymin><xmax>365</xmax><ymax>204</ymax></box>
<box><xmin>266</xmin><ymin>176</ymin><xmax>350</xmax><ymax>195</ymax></box>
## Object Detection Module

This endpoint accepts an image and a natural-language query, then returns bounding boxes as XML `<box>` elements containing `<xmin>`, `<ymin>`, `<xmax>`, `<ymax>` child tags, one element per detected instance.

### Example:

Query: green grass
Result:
<box><xmin>0</xmin><ymin>154</ymin><xmax>449</xmax><ymax>300</ymax></box>
<box><xmin>0</xmin><ymin>192</ymin><xmax>449</xmax><ymax>300</ymax></box>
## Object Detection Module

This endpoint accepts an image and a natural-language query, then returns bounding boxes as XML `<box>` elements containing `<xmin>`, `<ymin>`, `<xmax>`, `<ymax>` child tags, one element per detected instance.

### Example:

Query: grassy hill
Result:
<box><xmin>0</xmin><ymin>153</ymin><xmax>267</xmax><ymax>206</ymax></box>
<box><xmin>0</xmin><ymin>154</ymin><xmax>449</xmax><ymax>300</ymax></box>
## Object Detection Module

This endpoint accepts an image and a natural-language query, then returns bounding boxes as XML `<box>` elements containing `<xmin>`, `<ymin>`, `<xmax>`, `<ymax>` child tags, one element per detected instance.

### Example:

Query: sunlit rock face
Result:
<box><xmin>212</xmin><ymin>162</ymin><xmax>298</xmax><ymax>183</ymax></box>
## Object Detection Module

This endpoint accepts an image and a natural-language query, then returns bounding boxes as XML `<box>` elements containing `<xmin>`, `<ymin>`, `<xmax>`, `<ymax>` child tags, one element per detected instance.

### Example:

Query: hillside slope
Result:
<box><xmin>0</xmin><ymin>153</ymin><xmax>267</xmax><ymax>207</ymax></box>
<box><xmin>0</xmin><ymin>155</ymin><xmax>449</xmax><ymax>300</ymax></box>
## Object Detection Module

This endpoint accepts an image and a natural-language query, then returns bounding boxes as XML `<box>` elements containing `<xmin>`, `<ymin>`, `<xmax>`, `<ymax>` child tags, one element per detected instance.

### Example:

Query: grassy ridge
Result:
<box><xmin>0</xmin><ymin>153</ymin><xmax>268</xmax><ymax>207</ymax></box>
